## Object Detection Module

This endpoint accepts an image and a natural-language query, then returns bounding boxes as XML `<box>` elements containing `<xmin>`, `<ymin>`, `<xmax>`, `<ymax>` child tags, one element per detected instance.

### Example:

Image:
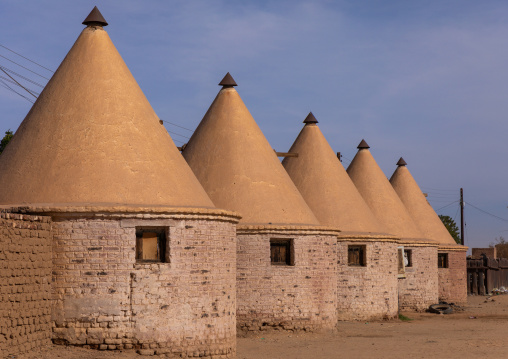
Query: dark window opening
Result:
<box><xmin>438</xmin><ymin>253</ymin><xmax>448</xmax><ymax>268</ymax></box>
<box><xmin>404</xmin><ymin>249</ymin><xmax>412</xmax><ymax>267</ymax></box>
<box><xmin>136</xmin><ymin>227</ymin><xmax>168</xmax><ymax>263</ymax></box>
<box><xmin>270</xmin><ymin>238</ymin><xmax>294</xmax><ymax>266</ymax></box>
<box><xmin>348</xmin><ymin>245</ymin><xmax>366</xmax><ymax>266</ymax></box>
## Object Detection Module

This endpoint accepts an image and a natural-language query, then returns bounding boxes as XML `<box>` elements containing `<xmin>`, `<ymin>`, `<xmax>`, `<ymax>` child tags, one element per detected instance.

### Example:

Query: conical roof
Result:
<box><xmin>390</xmin><ymin>160</ymin><xmax>457</xmax><ymax>246</ymax></box>
<box><xmin>282</xmin><ymin>116</ymin><xmax>387</xmax><ymax>233</ymax></box>
<box><xmin>0</xmin><ymin>13</ymin><xmax>214</xmax><ymax>209</ymax></box>
<box><xmin>182</xmin><ymin>76</ymin><xmax>319</xmax><ymax>225</ymax></box>
<box><xmin>346</xmin><ymin>142</ymin><xmax>427</xmax><ymax>241</ymax></box>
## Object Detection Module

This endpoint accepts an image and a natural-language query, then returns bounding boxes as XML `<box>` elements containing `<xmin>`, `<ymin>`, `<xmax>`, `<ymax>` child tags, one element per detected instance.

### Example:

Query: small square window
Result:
<box><xmin>348</xmin><ymin>245</ymin><xmax>366</xmax><ymax>266</ymax></box>
<box><xmin>136</xmin><ymin>227</ymin><xmax>168</xmax><ymax>263</ymax></box>
<box><xmin>404</xmin><ymin>249</ymin><xmax>412</xmax><ymax>267</ymax></box>
<box><xmin>438</xmin><ymin>253</ymin><xmax>448</xmax><ymax>268</ymax></box>
<box><xmin>397</xmin><ymin>246</ymin><xmax>406</xmax><ymax>278</ymax></box>
<box><xmin>270</xmin><ymin>238</ymin><xmax>294</xmax><ymax>266</ymax></box>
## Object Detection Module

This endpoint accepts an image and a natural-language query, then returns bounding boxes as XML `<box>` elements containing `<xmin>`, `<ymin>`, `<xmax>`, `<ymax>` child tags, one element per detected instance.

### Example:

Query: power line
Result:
<box><xmin>0</xmin><ymin>53</ymin><xmax>50</xmax><ymax>80</ymax></box>
<box><xmin>160</xmin><ymin>119</ymin><xmax>194</xmax><ymax>132</ymax></box>
<box><xmin>0</xmin><ymin>66</ymin><xmax>46</xmax><ymax>88</ymax></box>
<box><xmin>426</xmin><ymin>194</ymin><xmax>457</xmax><ymax>199</ymax></box>
<box><xmin>0</xmin><ymin>75</ymin><xmax>40</xmax><ymax>95</ymax></box>
<box><xmin>0</xmin><ymin>44</ymin><xmax>54</xmax><ymax>73</ymax></box>
<box><xmin>465</xmin><ymin>201</ymin><xmax>508</xmax><ymax>224</ymax></box>
<box><xmin>172</xmin><ymin>138</ymin><xmax>185</xmax><ymax>145</ymax></box>
<box><xmin>435</xmin><ymin>200</ymin><xmax>459</xmax><ymax>212</ymax></box>
<box><xmin>0</xmin><ymin>67</ymin><xmax>37</xmax><ymax>98</ymax></box>
<box><xmin>0</xmin><ymin>79</ymin><xmax>34</xmax><ymax>103</ymax></box>
<box><xmin>427</xmin><ymin>199</ymin><xmax>461</xmax><ymax>203</ymax></box>
<box><xmin>453</xmin><ymin>205</ymin><xmax>460</xmax><ymax>222</ymax></box>
<box><xmin>167</xmin><ymin>130</ymin><xmax>190</xmax><ymax>140</ymax></box>
<box><xmin>421</xmin><ymin>186</ymin><xmax>456</xmax><ymax>193</ymax></box>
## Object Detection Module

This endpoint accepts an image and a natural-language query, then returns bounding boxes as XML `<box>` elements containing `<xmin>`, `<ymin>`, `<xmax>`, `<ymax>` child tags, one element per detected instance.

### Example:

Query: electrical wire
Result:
<box><xmin>0</xmin><ymin>67</ymin><xmax>37</xmax><ymax>98</ymax></box>
<box><xmin>427</xmin><ymin>199</ymin><xmax>460</xmax><ymax>203</ymax></box>
<box><xmin>453</xmin><ymin>204</ymin><xmax>460</xmax><ymax>222</ymax></box>
<box><xmin>0</xmin><ymin>44</ymin><xmax>54</xmax><ymax>73</ymax></box>
<box><xmin>0</xmin><ymin>54</ymin><xmax>50</xmax><ymax>80</ymax></box>
<box><xmin>0</xmin><ymin>79</ymin><xmax>34</xmax><ymax>103</ymax></box>
<box><xmin>160</xmin><ymin>119</ymin><xmax>194</xmax><ymax>132</ymax></box>
<box><xmin>435</xmin><ymin>200</ymin><xmax>459</xmax><ymax>212</ymax></box>
<box><xmin>0</xmin><ymin>75</ymin><xmax>40</xmax><ymax>95</ymax></box>
<box><xmin>172</xmin><ymin>138</ymin><xmax>185</xmax><ymax>145</ymax></box>
<box><xmin>0</xmin><ymin>66</ymin><xmax>46</xmax><ymax>88</ymax></box>
<box><xmin>167</xmin><ymin>130</ymin><xmax>190</xmax><ymax>140</ymax></box>
<box><xmin>465</xmin><ymin>202</ymin><xmax>508</xmax><ymax>223</ymax></box>
<box><xmin>421</xmin><ymin>186</ymin><xmax>456</xmax><ymax>192</ymax></box>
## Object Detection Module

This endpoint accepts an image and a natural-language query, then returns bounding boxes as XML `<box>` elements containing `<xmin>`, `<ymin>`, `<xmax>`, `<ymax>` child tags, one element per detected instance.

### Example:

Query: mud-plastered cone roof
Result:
<box><xmin>346</xmin><ymin>141</ymin><xmax>428</xmax><ymax>241</ymax></box>
<box><xmin>282</xmin><ymin>114</ymin><xmax>387</xmax><ymax>233</ymax></box>
<box><xmin>390</xmin><ymin>159</ymin><xmax>458</xmax><ymax>246</ymax></box>
<box><xmin>0</xmin><ymin>9</ymin><xmax>214</xmax><ymax>208</ymax></box>
<box><xmin>182</xmin><ymin>75</ymin><xmax>319</xmax><ymax>225</ymax></box>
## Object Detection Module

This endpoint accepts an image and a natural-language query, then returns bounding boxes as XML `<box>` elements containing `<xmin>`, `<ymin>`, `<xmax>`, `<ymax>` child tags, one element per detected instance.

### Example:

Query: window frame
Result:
<box><xmin>348</xmin><ymin>245</ymin><xmax>366</xmax><ymax>267</ymax></box>
<box><xmin>135</xmin><ymin>226</ymin><xmax>169</xmax><ymax>263</ymax></box>
<box><xmin>270</xmin><ymin>238</ymin><xmax>295</xmax><ymax>266</ymax></box>
<box><xmin>397</xmin><ymin>246</ymin><xmax>406</xmax><ymax>278</ymax></box>
<box><xmin>438</xmin><ymin>252</ymin><xmax>449</xmax><ymax>268</ymax></box>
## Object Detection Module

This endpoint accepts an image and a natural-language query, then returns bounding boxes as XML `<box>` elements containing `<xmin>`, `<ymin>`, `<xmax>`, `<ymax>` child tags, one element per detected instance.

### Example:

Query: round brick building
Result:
<box><xmin>282</xmin><ymin>114</ymin><xmax>399</xmax><ymax>321</ymax></box>
<box><xmin>0</xmin><ymin>8</ymin><xmax>239</xmax><ymax>357</ymax></box>
<box><xmin>390</xmin><ymin>158</ymin><xmax>467</xmax><ymax>305</ymax></box>
<box><xmin>182</xmin><ymin>75</ymin><xmax>339</xmax><ymax>332</ymax></box>
<box><xmin>347</xmin><ymin>141</ymin><xmax>439</xmax><ymax>311</ymax></box>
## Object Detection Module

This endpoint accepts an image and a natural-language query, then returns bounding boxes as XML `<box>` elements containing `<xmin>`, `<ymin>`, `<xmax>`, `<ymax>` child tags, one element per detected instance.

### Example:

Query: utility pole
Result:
<box><xmin>460</xmin><ymin>188</ymin><xmax>465</xmax><ymax>245</ymax></box>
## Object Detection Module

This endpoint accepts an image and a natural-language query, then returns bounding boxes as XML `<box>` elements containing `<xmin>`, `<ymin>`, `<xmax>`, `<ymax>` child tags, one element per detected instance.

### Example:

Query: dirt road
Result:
<box><xmin>13</xmin><ymin>295</ymin><xmax>508</xmax><ymax>359</ymax></box>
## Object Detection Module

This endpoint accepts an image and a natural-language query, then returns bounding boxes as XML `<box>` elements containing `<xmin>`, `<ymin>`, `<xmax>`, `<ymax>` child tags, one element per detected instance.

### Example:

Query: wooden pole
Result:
<box><xmin>460</xmin><ymin>188</ymin><xmax>465</xmax><ymax>245</ymax></box>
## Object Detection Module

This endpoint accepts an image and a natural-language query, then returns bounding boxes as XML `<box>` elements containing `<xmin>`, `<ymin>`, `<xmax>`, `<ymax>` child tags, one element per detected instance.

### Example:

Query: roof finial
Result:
<box><xmin>357</xmin><ymin>139</ymin><xmax>370</xmax><ymax>149</ymax></box>
<box><xmin>83</xmin><ymin>6</ymin><xmax>108</xmax><ymax>27</ymax></box>
<box><xmin>397</xmin><ymin>157</ymin><xmax>407</xmax><ymax>166</ymax></box>
<box><xmin>219</xmin><ymin>72</ymin><xmax>237</xmax><ymax>87</ymax></box>
<box><xmin>303</xmin><ymin>112</ymin><xmax>318</xmax><ymax>125</ymax></box>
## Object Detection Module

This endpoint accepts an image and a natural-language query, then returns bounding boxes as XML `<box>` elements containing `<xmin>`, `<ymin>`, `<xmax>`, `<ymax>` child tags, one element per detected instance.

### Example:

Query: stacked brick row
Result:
<box><xmin>438</xmin><ymin>250</ymin><xmax>467</xmax><ymax>304</ymax></box>
<box><xmin>336</xmin><ymin>239</ymin><xmax>399</xmax><ymax>320</ymax></box>
<box><xmin>50</xmin><ymin>213</ymin><xmax>237</xmax><ymax>358</ymax></box>
<box><xmin>0</xmin><ymin>212</ymin><xmax>52</xmax><ymax>357</ymax></box>
<box><xmin>398</xmin><ymin>246</ymin><xmax>439</xmax><ymax>311</ymax></box>
<box><xmin>236</xmin><ymin>227</ymin><xmax>338</xmax><ymax>332</ymax></box>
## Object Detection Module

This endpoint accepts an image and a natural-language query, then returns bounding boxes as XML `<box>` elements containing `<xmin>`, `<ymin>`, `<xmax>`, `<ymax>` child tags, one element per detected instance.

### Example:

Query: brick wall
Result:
<box><xmin>336</xmin><ymin>239</ymin><xmax>398</xmax><ymax>321</ymax></box>
<box><xmin>471</xmin><ymin>247</ymin><xmax>496</xmax><ymax>259</ymax></box>
<box><xmin>438</xmin><ymin>250</ymin><xmax>467</xmax><ymax>305</ymax></box>
<box><xmin>0</xmin><ymin>212</ymin><xmax>52</xmax><ymax>358</ymax></box>
<box><xmin>398</xmin><ymin>245</ymin><xmax>438</xmax><ymax>311</ymax></box>
<box><xmin>51</xmin><ymin>214</ymin><xmax>237</xmax><ymax>358</ymax></box>
<box><xmin>236</xmin><ymin>228</ymin><xmax>337</xmax><ymax>332</ymax></box>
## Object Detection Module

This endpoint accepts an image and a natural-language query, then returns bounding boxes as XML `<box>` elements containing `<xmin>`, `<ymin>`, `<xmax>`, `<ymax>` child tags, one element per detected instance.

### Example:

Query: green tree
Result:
<box><xmin>0</xmin><ymin>129</ymin><xmax>13</xmax><ymax>155</ymax></box>
<box><xmin>438</xmin><ymin>215</ymin><xmax>461</xmax><ymax>244</ymax></box>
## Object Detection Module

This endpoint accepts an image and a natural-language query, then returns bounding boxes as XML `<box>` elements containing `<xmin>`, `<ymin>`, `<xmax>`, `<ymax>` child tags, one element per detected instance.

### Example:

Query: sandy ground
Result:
<box><xmin>10</xmin><ymin>295</ymin><xmax>508</xmax><ymax>359</ymax></box>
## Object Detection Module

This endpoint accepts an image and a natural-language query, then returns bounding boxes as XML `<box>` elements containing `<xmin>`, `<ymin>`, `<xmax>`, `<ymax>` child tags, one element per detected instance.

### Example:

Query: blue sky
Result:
<box><xmin>1</xmin><ymin>1</ymin><xmax>507</xmax><ymax>249</ymax></box>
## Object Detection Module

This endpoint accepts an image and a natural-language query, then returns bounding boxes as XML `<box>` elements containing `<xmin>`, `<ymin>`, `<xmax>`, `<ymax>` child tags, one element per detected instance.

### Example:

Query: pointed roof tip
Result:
<box><xmin>303</xmin><ymin>112</ymin><xmax>318</xmax><ymax>125</ymax></box>
<box><xmin>218</xmin><ymin>72</ymin><xmax>237</xmax><ymax>87</ymax></box>
<box><xmin>357</xmin><ymin>139</ymin><xmax>370</xmax><ymax>149</ymax></box>
<box><xmin>397</xmin><ymin>157</ymin><xmax>407</xmax><ymax>166</ymax></box>
<box><xmin>83</xmin><ymin>6</ymin><xmax>108</xmax><ymax>27</ymax></box>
